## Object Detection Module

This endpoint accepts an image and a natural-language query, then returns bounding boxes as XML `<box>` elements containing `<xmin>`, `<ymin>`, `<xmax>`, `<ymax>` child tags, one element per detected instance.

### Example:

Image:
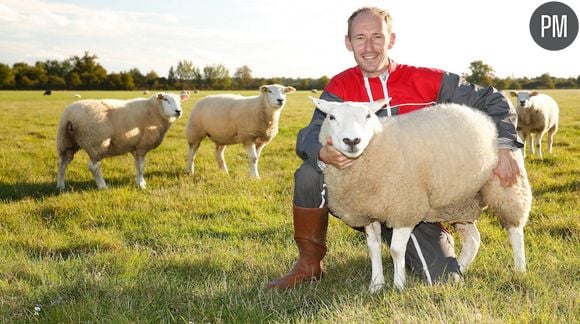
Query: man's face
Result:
<box><xmin>345</xmin><ymin>11</ymin><xmax>395</xmax><ymax>77</ymax></box>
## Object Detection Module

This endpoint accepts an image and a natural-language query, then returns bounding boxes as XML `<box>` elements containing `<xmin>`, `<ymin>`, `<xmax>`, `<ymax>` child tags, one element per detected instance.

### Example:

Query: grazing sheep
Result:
<box><xmin>44</xmin><ymin>90</ymin><xmax>52</xmax><ymax>96</ymax></box>
<box><xmin>185</xmin><ymin>84</ymin><xmax>296</xmax><ymax>178</ymax></box>
<box><xmin>143</xmin><ymin>90</ymin><xmax>150</xmax><ymax>95</ymax></box>
<box><xmin>56</xmin><ymin>92</ymin><xmax>189</xmax><ymax>190</ymax></box>
<box><xmin>73</xmin><ymin>94</ymin><xmax>82</xmax><ymax>99</ymax></box>
<box><xmin>312</xmin><ymin>97</ymin><xmax>532</xmax><ymax>292</ymax></box>
<box><xmin>510</xmin><ymin>91</ymin><xmax>559</xmax><ymax>158</ymax></box>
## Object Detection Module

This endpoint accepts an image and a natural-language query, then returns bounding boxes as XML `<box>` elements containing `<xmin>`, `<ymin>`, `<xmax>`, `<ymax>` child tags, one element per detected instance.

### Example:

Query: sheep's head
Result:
<box><xmin>260</xmin><ymin>84</ymin><xmax>296</xmax><ymax>109</ymax></box>
<box><xmin>156</xmin><ymin>93</ymin><xmax>189</xmax><ymax>121</ymax></box>
<box><xmin>311</xmin><ymin>97</ymin><xmax>384</xmax><ymax>158</ymax></box>
<box><xmin>510</xmin><ymin>90</ymin><xmax>539</xmax><ymax>108</ymax></box>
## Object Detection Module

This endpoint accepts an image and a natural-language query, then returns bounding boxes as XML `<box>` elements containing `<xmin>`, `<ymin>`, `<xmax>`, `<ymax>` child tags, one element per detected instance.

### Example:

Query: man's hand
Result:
<box><xmin>319</xmin><ymin>137</ymin><xmax>356</xmax><ymax>169</ymax></box>
<box><xmin>492</xmin><ymin>148</ymin><xmax>521</xmax><ymax>187</ymax></box>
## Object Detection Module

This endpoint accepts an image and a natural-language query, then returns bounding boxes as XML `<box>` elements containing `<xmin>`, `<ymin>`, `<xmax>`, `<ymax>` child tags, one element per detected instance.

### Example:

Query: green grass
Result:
<box><xmin>0</xmin><ymin>89</ymin><xmax>578</xmax><ymax>322</ymax></box>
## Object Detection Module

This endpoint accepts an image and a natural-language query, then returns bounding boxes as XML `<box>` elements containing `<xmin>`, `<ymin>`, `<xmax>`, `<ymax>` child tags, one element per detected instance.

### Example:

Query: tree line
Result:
<box><xmin>464</xmin><ymin>60</ymin><xmax>580</xmax><ymax>90</ymax></box>
<box><xmin>0</xmin><ymin>52</ymin><xmax>578</xmax><ymax>91</ymax></box>
<box><xmin>0</xmin><ymin>51</ymin><xmax>329</xmax><ymax>92</ymax></box>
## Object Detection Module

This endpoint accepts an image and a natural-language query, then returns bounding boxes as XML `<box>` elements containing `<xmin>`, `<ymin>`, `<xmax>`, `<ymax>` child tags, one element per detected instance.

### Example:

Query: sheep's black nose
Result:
<box><xmin>343</xmin><ymin>138</ymin><xmax>361</xmax><ymax>150</ymax></box>
<box><xmin>277</xmin><ymin>99</ymin><xmax>284</xmax><ymax>104</ymax></box>
<box><xmin>519</xmin><ymin>101</ymin><xmax>525</xmax><ymax>105</ymax></box>
<box><xmin>176</xmin><ymin>110</ymin><xmax>182</xmax><ymax>116</ymax></box>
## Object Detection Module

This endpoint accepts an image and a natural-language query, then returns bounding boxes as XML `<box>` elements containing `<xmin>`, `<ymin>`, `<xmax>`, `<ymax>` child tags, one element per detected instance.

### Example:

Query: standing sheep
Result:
<box><xmin>56</xmin><ymin>92</ymin><xmax>189</xmax><ymax>190</ymax></box>
<box><xmin>312</xmin><ymin>97</ymin><xmax>532</xmax><ymax>292</ymax></box>
<box><xmin>185</xmin><ymin>84</ymin><xmax>296</xmax><ymax>179</ymax></box>
<box><xmin>509</xmin><ymin>91</ymin><xmax>559</xmax><ymax>158</ymax></box>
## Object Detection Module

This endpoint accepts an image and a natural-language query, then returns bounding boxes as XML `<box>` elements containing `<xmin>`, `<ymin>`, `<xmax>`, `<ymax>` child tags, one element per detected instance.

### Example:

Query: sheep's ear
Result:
<box><xmin>509</xmin><ymin>91</ymin><xmax>518</xmax><ymax>97</ymax></box>
<box><xmin>309</xmin><ymin>96</ymin><xmax>339</xmax><ymax>114</ymax></box>
<box><xmin>260</xmin><ymin>85</ymin><xmax>268</xmax><ymax>93</ymax></box>
<box><xmin>157</xmin><ymin>93</ymin><xmax>164</xmax><ymax>100</ymax></box>
<box><xmin>370</xmin><ymin>99</ymin><xmax>386</xmax><ymax>114</ymax></box>
<box><xmin>285</xmin><ymin>86</ymin><xmax>296</xmax><ymax>94</ymax></box>
<box><xmin>530</xmin><ymin>91</ymin><xmax>540</xmax><ymax>97</ymax></box>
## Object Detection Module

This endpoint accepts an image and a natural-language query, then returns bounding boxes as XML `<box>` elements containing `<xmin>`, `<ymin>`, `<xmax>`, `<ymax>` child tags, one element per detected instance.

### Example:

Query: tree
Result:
<box><xmin>70</xmin><ymin>51</ymin><xmax>107</xmax><ymax>89</ymax></box>
<box><xmin>234</xmin><ymin>65</ymin><xmax>253</xmax><ymax>89</ymax></box>
<box><xmin>203</xmin><ymin>64</ymin><xmax>231</xmax><ymax>89</ymax></box>
<box><xmin>167</xmin><ymin>66</ymin><xmax>176</xmax><ymax>87</ymax></box>
<box><xmin>465</xmin><ymin>60</ymin><xmax>495</xmax><ymax>86</ymax></box>
<box><xmin>0</xmin><ymin>63</ymin><xmax>15</xmax><ymax>89</ymax></box>
<box><xmin>175</xmin><ymin>60</ymin><xmax>200</xmax><ymax>89</ymax></box>
<box><xmin>537</xmin><ymin>73</ymin><xmax>555</xmax><ymax>89</ymax></box>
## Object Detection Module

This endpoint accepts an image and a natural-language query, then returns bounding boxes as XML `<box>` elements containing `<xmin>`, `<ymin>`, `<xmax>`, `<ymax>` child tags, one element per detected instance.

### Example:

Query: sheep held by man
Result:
<box><xmin>510</xmin><ymin>91</ymin><xmax>559</xmax><ymax>158</ymax></box>
<box><xmin>311</xmin><ymin>97</ymin><xmax>532</xmax><ymax>292</ymax></box>
<box><xmin>185</xmin><ymin>84</ymin><xmax>296</xmax><ymax>179</ymax></box>
<box><xmin>56</xmin><ymin>92</ymin><xmax>189</xmax><ymax>190</ymax></box>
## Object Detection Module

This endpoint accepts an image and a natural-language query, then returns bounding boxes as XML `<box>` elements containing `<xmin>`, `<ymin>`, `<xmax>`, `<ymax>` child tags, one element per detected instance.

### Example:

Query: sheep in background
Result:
<box><xmin>56</xmin><ymin>92</ymin><xmax>189</xmax><ymax>190</ymax></box>
<box><xmin>73</xmin><ymin>94</ymin><xmax>82</xmax><ymax>99</ymax></box>
<box><xmin>312</xmin><ymin>97</ymin><xmax>532</xmax><ymax>292</ymax></box>
<box><xmin>185</xmin><ymin>84</ymin><xmax>296</xmax><ymax>179</ymax></box>
<box><xmin>510</xmin><ymin>91</ymin><xmax>559</xmax><ymax>158</ymax></box>
<box><xmin>44</xmin><ymin>90</ymin><xmax>52</xmax><ymax>96</ymax></box>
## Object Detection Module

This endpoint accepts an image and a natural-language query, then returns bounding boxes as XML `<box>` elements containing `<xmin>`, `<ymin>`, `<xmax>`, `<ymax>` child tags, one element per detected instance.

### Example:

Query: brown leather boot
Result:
<box><xmin>266</xmin><ymin>205</ymin><xmax>329</xmax><ymax>289</ymax></box>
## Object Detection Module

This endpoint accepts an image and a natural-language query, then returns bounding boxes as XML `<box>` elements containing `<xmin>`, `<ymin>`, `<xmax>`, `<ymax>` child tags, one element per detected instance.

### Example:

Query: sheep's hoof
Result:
<box><xmin>369</xmin><ymin>280</ymin><xmax>385</xmax><ymax>294</ymax></box>
<box><xmin>369</xmin><ymin>283</ymin><xmax>384</xmax><ymax>294</ymax></box>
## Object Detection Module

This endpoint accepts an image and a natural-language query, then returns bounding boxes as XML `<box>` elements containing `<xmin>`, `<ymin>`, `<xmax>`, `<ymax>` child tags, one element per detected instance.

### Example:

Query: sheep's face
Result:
<box><xmin>311</xmin><ymin>97</ymin><xmax>384</xmax><ymax>158</ymax></box>
<box><xmin>511</xmin><ymin>91</ymin><xmax>539</xmax><ymax>109</ymax></box>
<box><xmin>260</xmin><ymin>84</ymin><xmax>296</xmax><ymax>109</ymax></box>
<box><xmin>156</xmin><ymin>93</ymin><xmax>188</xmax><ymax>120</ymax></box>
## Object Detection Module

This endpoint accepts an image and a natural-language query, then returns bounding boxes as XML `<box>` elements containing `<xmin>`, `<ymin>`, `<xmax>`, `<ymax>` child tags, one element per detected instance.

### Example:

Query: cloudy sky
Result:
<box><xmin>0</xmin><ymin>0</ymin><xmax>578</xmax><ymax>79</ymax></box>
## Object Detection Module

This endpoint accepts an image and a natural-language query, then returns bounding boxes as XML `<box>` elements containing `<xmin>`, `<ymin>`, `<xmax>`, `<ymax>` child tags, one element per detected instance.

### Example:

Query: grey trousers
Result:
<box><xmin>293</xmin><ymin>161</ymin><xmax>461</xmax><ymax>283</ymax></box>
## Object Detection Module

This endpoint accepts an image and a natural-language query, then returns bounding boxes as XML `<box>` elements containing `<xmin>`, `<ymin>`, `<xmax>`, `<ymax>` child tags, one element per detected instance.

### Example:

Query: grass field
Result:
<box><xmin>0</xmin><ymin>89</ymin><xmax>578</xmax><ymax>322</ymax></box>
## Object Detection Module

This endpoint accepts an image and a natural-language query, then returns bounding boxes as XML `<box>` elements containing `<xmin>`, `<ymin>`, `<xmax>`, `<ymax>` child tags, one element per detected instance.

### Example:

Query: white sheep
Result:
<box><xmin>56</xmin><ymin>92</ymin><xmax>189</xmax><ymax>190</ymax></box>
<box><xmin>73</xmin><ymin>94</ymin><xmax>82</xmax><ymax>99</ymax></box>
<box><xmin>311</xmin><ymin>97</ymin><xmax>532</xmax><ymax>292</ymax></box>
<box><xmin>185</xmin><ymin>84</ymin><xmax>296</xmax><ymax>179</ymax></box>
<box><xmin>509</xmin><ymin>91</ymin><xmax>559</xmax><ymax>158</ymax></box>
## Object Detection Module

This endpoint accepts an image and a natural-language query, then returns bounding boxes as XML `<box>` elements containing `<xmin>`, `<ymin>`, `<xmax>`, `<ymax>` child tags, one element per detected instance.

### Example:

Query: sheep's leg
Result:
<box><xmin>255</xmin><ymin>143</ymin><xmax>265</xmax><ymax>159</ymax></box>
<box><xmin>133</xmin><ymin>152</ymin><xmax>146</xmax><ymax>189</ymax></box>
<box><xmin>528</xmin><ymin>133</ymin><xmax>535</xmax><ymax>156</ymax></box>
<box><xmin>481</xmin><ymin>155</ymin><xmax>531</xmax><ymax>273</ymax></box>
<box><xmin>88</xmin><ymin>159</ymin><xmax>107</xmax><ymax>190</ymax></box>
<box><xmin>365</xmin><ymin>221</ymin><xmax>384</xmax><ymax>293</ymax></box>
<box><xmin>215</xmin><ymin>144</ymin><xmax>228</xmax><ymax>174</ymax></box>
<box><xmin>56</xmin><ymin>150</ymin><xmax>75</xmax><ymax>190</ymax></box>
<box><xmin>390</xmin><ymin>227</ymin><xmax>413</xmax><ymax>290</ymax></box>
<box><xmin>243</xmin><ymin>143</ymin><xmax>259</xmax><ymax>179</ymax></box>
<box><xmin>454</xmin><ymin>222</ymin><xmax>481</xmax><ymax>273</ymax></box>
<box><xmin>507</xmin><ymin>226</ymin><xmax>526</xmax><ymax>272</ymax></box>
<box><xmin>535</xmin><ymin>131</ymin><xmax>546</xmax><ymax>158</ymax></box>
<box><xmin>186</xmin><ymin>141</ymin><xmax>201</xmax><ymax>175</ymax></box>
<box><xmin>547</xmin><ymin>125</ymin><xmax>557</xmax><ymax>154</ymax></box>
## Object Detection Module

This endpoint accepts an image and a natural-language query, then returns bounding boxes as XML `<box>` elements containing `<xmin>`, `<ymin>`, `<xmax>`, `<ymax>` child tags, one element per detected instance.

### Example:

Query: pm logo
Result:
<box><xmin>530</xmin><ymin>1</ymin><xmax>578</xmax><ymax>50</ymax></box>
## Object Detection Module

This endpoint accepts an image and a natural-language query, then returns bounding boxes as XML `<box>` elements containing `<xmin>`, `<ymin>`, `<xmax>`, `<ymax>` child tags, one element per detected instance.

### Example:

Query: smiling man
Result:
<box><xmin>267</xmin><ymin>6</ymin><xmax>523</xmax><ymax>290</ymax></box>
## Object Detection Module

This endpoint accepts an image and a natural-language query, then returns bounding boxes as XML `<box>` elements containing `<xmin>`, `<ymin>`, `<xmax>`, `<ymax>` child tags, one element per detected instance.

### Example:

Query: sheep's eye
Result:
<box><xmin>329</xmin><ymin>115</ymin><xmax>335</xmax><ymax>121</ymax></box>
<box><xmin>366</xmin><ymin>113</ymin><xmax>371</xmax><ymax>119</ymax></box>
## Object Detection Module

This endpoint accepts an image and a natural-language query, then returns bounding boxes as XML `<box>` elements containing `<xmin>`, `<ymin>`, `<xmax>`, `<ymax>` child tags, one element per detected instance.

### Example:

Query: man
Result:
<box><xmin>267</xmin><ymin>7</ymin><xmax>522</xmax><ymax>289</ymax></box>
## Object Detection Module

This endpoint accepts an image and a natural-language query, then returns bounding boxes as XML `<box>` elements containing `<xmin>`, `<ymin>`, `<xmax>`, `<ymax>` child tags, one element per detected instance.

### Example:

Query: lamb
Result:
<box><xmin>509</xmin><ymin>91</ymin><xmax>559</xmax><ymax>158</ymax></box>
<box><xmin>311</xmin><ymin>97</ymin><xmax>532</xmax><ymax>292</ymax></box>
<box><xmin>56</xmin><ymin>92</ymin><xmax>189</xmax><ymax>190</ymax></box>
<box><xmin>185</xmin><ymin>84</ymin><xmax>296</xmax><ymax>179</ymax></box>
